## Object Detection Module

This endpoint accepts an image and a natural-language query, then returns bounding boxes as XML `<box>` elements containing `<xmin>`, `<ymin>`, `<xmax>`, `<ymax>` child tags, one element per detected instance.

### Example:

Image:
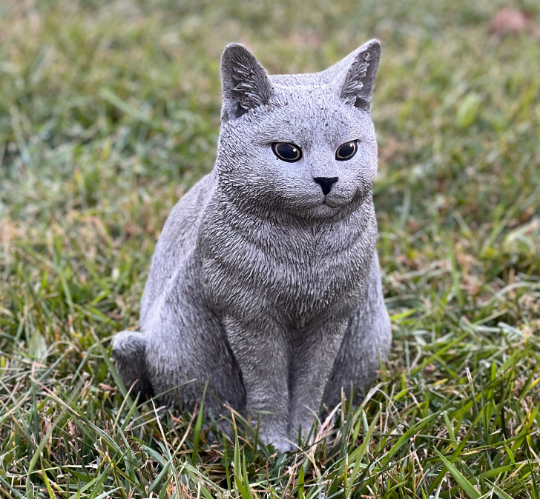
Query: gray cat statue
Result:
<box><xmin>113</xmin><ymin>39</ymin><xmax>391</xmax><ymax>452</ymax></box>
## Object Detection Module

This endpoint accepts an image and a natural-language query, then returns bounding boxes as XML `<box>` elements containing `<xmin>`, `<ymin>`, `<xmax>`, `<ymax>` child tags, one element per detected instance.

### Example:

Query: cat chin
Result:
<box><xmin>295</xmin><ymin>202</ymin><xmax>343</xmax><ymax>219</ymax></box>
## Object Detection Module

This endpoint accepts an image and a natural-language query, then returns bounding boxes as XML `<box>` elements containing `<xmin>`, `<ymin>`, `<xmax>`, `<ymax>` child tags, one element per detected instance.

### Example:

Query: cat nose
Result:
<box><xmin>313</xmin><ymin>177</ymin><xmax>338</xmax><ymax>196</ymax></box>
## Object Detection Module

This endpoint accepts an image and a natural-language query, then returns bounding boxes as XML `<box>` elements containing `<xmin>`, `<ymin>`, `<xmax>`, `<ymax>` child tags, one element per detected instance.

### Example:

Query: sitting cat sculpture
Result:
<box><xmin>113</xmin><ymin>39</ymin><xmax>391</xmax><ymax>452</ymax></box>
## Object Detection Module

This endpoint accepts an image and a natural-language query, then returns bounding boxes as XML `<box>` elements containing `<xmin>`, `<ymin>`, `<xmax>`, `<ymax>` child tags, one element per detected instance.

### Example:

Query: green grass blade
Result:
<box><xmin>435</xmin><ymin>449</ymin><xmax>480</xmax><ymax>499</ymax></box>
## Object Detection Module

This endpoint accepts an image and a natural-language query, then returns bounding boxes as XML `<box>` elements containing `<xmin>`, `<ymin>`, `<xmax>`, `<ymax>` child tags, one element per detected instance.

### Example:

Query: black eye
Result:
<box><xmin>272</xmin><ymin>142</ymin><xmax>302</xmax><ymax>162</ymax></box>
<box><xmin>336</xmin><ymin>141</ymin><xmax>357</xmax><ymax>161</ymax></box>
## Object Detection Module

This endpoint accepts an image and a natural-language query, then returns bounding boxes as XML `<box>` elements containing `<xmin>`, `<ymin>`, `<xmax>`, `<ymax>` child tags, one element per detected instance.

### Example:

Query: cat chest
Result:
<box><xmin>200</xmin><ymin>230</ymin><xmax>369</xmax><ymax>326</ymax></box>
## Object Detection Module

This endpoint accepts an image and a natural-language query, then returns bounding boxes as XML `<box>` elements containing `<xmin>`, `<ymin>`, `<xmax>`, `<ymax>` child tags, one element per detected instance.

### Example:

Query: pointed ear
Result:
<box><xmin>220</xmin><ymin>44</ymin><xmax>274</xmax><ymax>122</ymax></box>
<box><xmin>335</xmin><ymin>39</ymin><xmax>381</xmax><ymax>111</ymax></box>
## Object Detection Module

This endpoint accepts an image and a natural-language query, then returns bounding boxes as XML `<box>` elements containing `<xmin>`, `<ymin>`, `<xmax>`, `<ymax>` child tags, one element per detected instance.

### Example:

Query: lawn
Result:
<box><xmin>1</xmin><ymin>0</ymin><xmax>539</xmax><ymax>497</ymax></box>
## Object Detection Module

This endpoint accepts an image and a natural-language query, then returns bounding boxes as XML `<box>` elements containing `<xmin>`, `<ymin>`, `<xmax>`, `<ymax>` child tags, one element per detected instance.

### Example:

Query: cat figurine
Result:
<box><xmin>113</xmin><ymin>39</ymin><xmax>391</xmax><ymax>452</ymax></box>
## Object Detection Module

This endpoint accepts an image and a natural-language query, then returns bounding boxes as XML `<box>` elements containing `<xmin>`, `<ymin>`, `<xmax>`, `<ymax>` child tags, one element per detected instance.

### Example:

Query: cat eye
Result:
<box><xmin>272</xmin><ymin>142</ymin><xmax>302</xmax><ymax>163</ymax></box>
<box><xmin>336</xmin><ymin>141</ymin><xmax>358</xmax><ymax>161</ymax></box>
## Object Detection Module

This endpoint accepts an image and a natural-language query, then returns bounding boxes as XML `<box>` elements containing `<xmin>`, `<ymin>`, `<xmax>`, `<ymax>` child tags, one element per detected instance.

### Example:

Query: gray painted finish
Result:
<box><xmin>113</xmin><ymin>40</ymin><xmax>392</xmax><ymax>452</ymax></box>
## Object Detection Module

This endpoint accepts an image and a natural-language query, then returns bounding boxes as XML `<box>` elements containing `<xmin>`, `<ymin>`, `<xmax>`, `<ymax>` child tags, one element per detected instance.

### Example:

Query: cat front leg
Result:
<box><xmin>288</xmin><ymin>318</ymin><xmax>350</xmax><ymax>444</ymax></box>
<box><xmin>325</xmin><ymin>253</ymin><xmax>392</xmax><ymax>409</ymax></box>
<box><xmin>223</xmin><ymin>316</ymin><xmax>292</xmax><ymax>452</ymax></box>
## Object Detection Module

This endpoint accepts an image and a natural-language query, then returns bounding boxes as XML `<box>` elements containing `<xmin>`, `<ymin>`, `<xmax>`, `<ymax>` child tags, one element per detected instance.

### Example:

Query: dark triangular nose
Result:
<box><xmin>313</xmin><ymin>177</ymin><xmax>338</xmax><ymax>196</ymax></box>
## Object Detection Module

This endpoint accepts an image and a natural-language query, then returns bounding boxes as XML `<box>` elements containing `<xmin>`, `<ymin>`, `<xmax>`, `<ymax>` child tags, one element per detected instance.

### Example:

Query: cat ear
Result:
<box><xmin>220</xmin><ymin>44</ymin><xmax>274</xmax><ymax>122</ymax></box>
<box><xmin>329</xmin><ymin>39</ymin><xmax>381</xmax><ymax>111</ymax></box>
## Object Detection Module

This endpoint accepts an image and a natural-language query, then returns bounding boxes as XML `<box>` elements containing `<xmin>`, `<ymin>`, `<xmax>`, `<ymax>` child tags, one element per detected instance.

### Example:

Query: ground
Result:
<box><xmin>0</xmin><ymin>0</ymin><xmax>539</xmax><ymax>497</ymax></box>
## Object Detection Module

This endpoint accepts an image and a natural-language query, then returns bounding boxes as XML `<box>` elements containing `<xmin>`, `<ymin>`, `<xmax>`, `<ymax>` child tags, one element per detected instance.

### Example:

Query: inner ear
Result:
<box><xmin>338</xmin><ymin>40</ymin><xmax>381</xmax><ymax>111</ymax></box>
<box><xmin>221</xmin><ymin>44</ymin><xmax>274</xmax><ymax>122</ymax></box>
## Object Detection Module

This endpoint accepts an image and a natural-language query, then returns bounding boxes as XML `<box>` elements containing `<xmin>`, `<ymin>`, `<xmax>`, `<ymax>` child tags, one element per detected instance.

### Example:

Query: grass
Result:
<box><xmin>1</xmin><ymin>0</ymin><xmax>539</xmax><ymax>497</ymax></box>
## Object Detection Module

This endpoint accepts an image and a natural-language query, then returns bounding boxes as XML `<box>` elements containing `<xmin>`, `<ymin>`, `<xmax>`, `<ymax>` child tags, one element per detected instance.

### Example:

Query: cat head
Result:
<box><xmin>217</xmin><ymin>40</ymin><xmax>381</xmax><ymax>220</ymax></box>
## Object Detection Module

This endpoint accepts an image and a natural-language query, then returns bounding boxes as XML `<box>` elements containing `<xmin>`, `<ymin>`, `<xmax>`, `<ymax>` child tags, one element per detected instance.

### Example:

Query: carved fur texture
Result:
<box><xmin>113</xmin><ymin>39</ymin><xmax>392</xmax><ymax>452</ymax></box>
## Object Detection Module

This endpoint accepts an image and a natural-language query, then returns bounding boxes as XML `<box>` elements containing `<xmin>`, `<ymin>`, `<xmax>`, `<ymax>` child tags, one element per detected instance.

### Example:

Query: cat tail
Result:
<box><xmin>112</xmin><ymin>331</ymin><xmax>154</xmax><ymax>399</ymax></box>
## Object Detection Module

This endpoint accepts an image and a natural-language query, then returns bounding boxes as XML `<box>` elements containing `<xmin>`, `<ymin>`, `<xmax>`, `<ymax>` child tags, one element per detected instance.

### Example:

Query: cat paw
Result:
<box><xmin>260</xmin><ymin>432</ymin><xmax>293</xmax><ymax>453</ymax></box>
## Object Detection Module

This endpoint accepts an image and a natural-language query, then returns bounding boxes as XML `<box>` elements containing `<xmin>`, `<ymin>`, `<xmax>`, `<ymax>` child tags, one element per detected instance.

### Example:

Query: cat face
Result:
<box><xmin>217</xmin><ymin>41</ymin><xmax>381</xmax><ymax>219</ymax></box>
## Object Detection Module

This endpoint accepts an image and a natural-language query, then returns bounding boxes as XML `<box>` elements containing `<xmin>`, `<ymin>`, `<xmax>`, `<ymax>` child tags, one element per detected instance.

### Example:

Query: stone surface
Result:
<box><xmin>113</xmin><ymin>40</ymin><xmax>392</xmax><ymax>452</ymax></box>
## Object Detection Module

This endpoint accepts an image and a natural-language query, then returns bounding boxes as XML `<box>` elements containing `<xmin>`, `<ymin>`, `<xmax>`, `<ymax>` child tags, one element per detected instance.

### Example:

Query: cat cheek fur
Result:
<box><xmin>219</xmin><ymin>116</ymin><xmax>377</xmax><ymax>216</ymax></box>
